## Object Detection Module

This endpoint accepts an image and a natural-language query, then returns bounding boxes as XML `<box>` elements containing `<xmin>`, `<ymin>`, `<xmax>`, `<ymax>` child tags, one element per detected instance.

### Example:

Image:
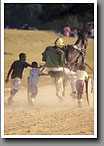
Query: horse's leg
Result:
<box><xmin>71</xmin><ymin>73</ymin><xmax>77</xmax><ymax>94</ymax></box>
<box><xmin>55</xmin><ymin>77</ymin><xmax>63</xmax><ymax>95</ymax></box>
<box><xmin>62</xmin><ymin>77</ymin><xmax>67</xmax><ymax>97</ymax></box>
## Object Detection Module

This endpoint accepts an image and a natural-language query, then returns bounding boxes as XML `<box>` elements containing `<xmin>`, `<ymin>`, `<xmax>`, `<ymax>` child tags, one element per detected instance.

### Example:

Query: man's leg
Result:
<box><xmin>55</xmin><ymin>76</ymin><xmax>64</xmax><ymax>102</ymax></box>
<box><xmin>8</xmin><ymin>89</ymin><xmax>18</xmax><ymax>104</ymax></box>
<box><xmin>29</xmin><ymin>87</ymin><xmax>38</xmax><ymax>105</ymax></box>
<box><xmin>78</xmin><ymin>93</ymin><xmax>82</xmax><ymax>107</ymax></box>
<box><xmin>71</xmin><ymin>73</ymin><xmax>77</xmax><ymax>94</ymax></box>
<box><xmin>8</xmin><ymin>78</ymin><xmax>21</xmax><ymax>104</ymax></box>
<box><xmin>80</xmin><ymin>94</ymin><xmax>82</xmax><ymax>101</ymax></box>
<box><xmin>62</xmin><ymin>68</ymin><xmax>71</xmax><ymax>96</ymax></box>
<box><xmin>30</xmin><ymin>93</ymin><xmax>37</xmax><ymax>105</ymax></box>
<box><xmin>62</xmin><ymin>77</ymin><xmax>67</xmax><ymax>97</ymax></box>
<box><xmin>28</xmin><ymin>93</ymin><xmax>36</xmax><ymax>105</ymax></box>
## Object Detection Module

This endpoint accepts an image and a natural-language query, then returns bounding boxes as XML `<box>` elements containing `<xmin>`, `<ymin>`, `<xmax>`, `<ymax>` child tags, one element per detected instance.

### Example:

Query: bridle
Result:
<box><xmin>70</xmin><ymin>51</ymin><xmax>81</xmax><ymax>65</ymax></box>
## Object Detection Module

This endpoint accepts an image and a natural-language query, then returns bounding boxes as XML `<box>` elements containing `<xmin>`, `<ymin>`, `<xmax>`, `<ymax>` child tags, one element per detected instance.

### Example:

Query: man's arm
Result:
<box><xmin>24</xmin><ymin>62</ymin><xmax>32</xmax><ymax>68</ymax></box>
<box><xmin>39</xmin><ymin>73</ymin><xmax>49</xmax><ymax>76</ymax></box>
<box><xmin>5</xmin><ymin>68</ymin><xmax>13</xmax><ymax>83</ymax></box>
<box><xmin>42</xmin><ymin>51</ymin><xmax>46</xmax><ymax>62</ymax></box>
<box><xmin>40</xmin><ymin>65</ymin><xmax>46</xmax><ymax>72</ymax></box>
<box><xmin>60</xmin><ymin>53</ymin><xmax>67</xmax><ymax>67</ymax></box>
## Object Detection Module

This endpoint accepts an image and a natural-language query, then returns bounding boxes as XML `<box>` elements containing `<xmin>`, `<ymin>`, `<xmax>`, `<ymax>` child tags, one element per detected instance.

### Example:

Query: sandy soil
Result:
<box><xmin>4</xmin><ymin>84</ymin><xmax>94</xmax><ymax>135</ymax></box>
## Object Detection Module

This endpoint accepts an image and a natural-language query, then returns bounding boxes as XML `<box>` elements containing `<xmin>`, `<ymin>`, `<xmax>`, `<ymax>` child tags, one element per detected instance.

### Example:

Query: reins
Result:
<box><xmin>70</xmin><ymin>52</ymin><xmax>81</xmax><ymax>65</ymax></box>
<box><xmin>85</xmin><ymin>63</ymin><xmax>94</xmax><ymax>75</ymax></box>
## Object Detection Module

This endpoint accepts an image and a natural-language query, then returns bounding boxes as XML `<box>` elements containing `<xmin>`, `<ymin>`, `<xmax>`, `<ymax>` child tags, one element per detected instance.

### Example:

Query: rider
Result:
<box><xmin>42</xmin><ymin>38</ymin><xmax>66</xmax><ymax>102</ymax></box>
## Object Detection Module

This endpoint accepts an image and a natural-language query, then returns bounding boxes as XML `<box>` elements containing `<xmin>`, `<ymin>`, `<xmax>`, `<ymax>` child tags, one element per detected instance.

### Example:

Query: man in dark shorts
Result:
<box><xmin>5</xmin><ymin>53</ymin><xmax>31</xmax><ymax>104</ymax></box>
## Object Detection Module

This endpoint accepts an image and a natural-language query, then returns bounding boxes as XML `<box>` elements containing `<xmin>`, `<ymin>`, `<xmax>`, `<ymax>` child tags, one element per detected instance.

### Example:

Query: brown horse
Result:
<box><xmin>63</xmin><ymin>29</ymin><xmax>88</xmax><ymax>72</ymax></box>
<box><xmin>62</xmin><ymin>29</ymin><xmax>88</xmax><ymax>96</ymax></box>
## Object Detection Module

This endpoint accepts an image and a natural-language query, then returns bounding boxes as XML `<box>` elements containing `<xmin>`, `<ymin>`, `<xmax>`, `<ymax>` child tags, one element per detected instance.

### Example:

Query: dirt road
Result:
<box><xmin>4</xmin><ymin>84</ymin><xmax>94</xmax><ymax>135</ymax></box>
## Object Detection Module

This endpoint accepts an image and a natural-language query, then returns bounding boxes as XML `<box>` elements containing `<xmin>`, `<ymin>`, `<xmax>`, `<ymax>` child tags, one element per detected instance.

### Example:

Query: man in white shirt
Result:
<box><xmin>75</xmin><ymin>65</ymin><xmax>88</xmax><ymax>105</ymax></box>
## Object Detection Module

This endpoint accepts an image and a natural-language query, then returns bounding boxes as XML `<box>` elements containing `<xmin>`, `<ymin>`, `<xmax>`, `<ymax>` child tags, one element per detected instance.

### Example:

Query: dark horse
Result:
<box><xmin>63</xmin><ymin>29</ymin><xmax>88</xmax><ymax>72</ymax></box>
<box><xmin>62</xmin><ymin>29</ymin><xmax>88</xmax><ymax>96</ymax></box>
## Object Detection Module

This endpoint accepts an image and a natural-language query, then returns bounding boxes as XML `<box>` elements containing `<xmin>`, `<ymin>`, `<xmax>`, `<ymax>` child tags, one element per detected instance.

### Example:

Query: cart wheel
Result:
<box><xmin>86</xmin><ymin>77</ymin><xmax>94</xmax><ymax>106</ymax></box>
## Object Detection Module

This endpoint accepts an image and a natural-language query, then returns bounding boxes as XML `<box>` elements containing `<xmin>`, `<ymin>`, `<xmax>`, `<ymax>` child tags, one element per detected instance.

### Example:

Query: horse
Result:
<box><xmin>41</xmin><ymin>29</ymin><xmax>89</xmax><ymax>98</ymax></box>
<box><xmin>62</xmin><ymin>29</ymin><xmax>88</xmax><ymax>96</ymax></box>
<box><xmin>64</xmin><ymin>29</ymin><xmax>88</xmax><ymax>72</ymax></box>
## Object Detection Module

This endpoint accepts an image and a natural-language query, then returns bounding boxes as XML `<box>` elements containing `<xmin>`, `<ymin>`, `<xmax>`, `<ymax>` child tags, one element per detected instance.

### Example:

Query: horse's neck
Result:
<box><xmin>65</xmin><ymin>45</ymin><xmax>78</xmax><ymax>61</ymax></box>
<box><xmin>74</xmin><ymin>37</ymin><xmax>87</xmax><ymax>50</ymax></box>
<box><xmin>75</xmin><ymin>37</ymin><xmax>81</xmax><ymax>45</ymax></box>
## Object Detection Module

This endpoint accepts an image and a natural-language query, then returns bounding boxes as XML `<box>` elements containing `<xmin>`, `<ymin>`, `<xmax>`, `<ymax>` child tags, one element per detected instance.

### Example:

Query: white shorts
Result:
<box><xmin>11</xmin><ymin>77</ymin><xmax>21</xmax><ymax>91</ymax></box>
<box><xmin>46</xmin><ymin>67</ymin><xmax>64</xmax><ymax>72</ymax></box>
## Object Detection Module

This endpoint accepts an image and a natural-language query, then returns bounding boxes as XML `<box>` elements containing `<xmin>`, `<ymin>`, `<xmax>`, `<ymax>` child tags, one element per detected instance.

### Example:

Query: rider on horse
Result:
<box><xmin>42</xmin><ymin>38</ymin><xmax>66</xmax><ymax>102</ymax></box>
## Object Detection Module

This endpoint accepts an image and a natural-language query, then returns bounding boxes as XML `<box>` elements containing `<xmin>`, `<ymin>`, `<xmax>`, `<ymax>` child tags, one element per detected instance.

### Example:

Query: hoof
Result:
<box><xmin>58</xmin><ymin>97</ymin><xmax>63</xmax><ymax>103</ymax></box>
<box><xmin>70</xmin><ymin>92</ymin><xmax>76</xmax><ymax>97</ymax></box>
<box><xmin>56</xmin><ymin>93</ymin><xmax>63</xmax><ymax>103</ymax></box>
<box><xmin>62</xmin><ymin>92</ymin><xmax>65</xmax><ymax>97</ymax></box>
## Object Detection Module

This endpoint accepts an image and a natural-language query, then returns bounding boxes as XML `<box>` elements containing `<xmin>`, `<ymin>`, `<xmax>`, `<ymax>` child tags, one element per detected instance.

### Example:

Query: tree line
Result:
<box><xmin>4</xmin><ymin>3</ymin><xmax>94</xmax><ymax>31</ymax></box>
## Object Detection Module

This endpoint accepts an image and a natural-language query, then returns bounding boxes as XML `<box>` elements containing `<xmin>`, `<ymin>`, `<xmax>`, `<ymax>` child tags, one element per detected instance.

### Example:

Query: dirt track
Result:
<box><xmin>4</xmin><ymin>84</ymin><xmax>94</xmax><ymax>135</ymax></box>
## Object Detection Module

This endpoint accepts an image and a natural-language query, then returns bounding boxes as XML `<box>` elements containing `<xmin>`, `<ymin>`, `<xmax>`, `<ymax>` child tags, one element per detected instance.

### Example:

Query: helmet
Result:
<box><xmin>54</xmin><ymin>38</ymin><xmax>64</xmax><ymax>48</ymax></box>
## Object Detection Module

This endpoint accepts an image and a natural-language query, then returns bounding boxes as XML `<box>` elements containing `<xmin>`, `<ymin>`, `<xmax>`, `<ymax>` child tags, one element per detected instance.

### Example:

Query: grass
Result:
<box><xmin>4</xmin><ymin>29</ymin><xmax>94</xmax><ymax>90</ymax></box>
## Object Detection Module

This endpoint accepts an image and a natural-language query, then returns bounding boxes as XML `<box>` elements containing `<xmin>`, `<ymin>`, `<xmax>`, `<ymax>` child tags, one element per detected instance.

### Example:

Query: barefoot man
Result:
<box><xmin>5</xmin><ymin>53</ymin><xmax>31</xmax><ymax>104</ymax></box>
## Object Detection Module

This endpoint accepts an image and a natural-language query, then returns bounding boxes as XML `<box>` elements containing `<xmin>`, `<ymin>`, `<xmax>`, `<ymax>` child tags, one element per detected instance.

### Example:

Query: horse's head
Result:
<box><xmin>63</xmin><ymin>42</ymin><xmax>86</xmax><ymax>72</ymax></box>
<box><xmin>74</xmin><ymin>29</ymin><xmax>88</xmax><ymax>56</ymax></box>
<box><xmin>77</xmin><ymin>29</ymin><xmax>88</xmax><ymax>41</ymax></box>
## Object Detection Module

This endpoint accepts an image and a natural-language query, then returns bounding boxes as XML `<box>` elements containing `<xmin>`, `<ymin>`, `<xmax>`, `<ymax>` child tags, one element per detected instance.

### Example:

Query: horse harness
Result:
<box><xmin>69</xmin><ymin>45</ymin><xmax>85</xmax><ymax>66</ymax></box>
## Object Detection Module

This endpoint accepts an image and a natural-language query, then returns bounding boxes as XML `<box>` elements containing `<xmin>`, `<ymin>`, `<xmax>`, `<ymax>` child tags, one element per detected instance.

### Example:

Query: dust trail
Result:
<box><xmin>4</xmin><ymin>84</ymin><xmax>94</xmax><ymax>135</ymax></box>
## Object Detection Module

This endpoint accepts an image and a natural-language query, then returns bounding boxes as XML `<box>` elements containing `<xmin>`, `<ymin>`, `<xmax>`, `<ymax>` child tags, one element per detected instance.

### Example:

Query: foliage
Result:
<box><xmin>4</xmin><ymin>3</ymin><xmax>94</xmax><ymax>30</ymax></box>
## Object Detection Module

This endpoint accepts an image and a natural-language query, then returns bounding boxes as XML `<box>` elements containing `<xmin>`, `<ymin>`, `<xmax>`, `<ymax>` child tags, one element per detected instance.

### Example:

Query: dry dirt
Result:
<box><xmin>4</xmin><ymin>84</ymin><xmax>94</xmax><ymax>136</ymax></box>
